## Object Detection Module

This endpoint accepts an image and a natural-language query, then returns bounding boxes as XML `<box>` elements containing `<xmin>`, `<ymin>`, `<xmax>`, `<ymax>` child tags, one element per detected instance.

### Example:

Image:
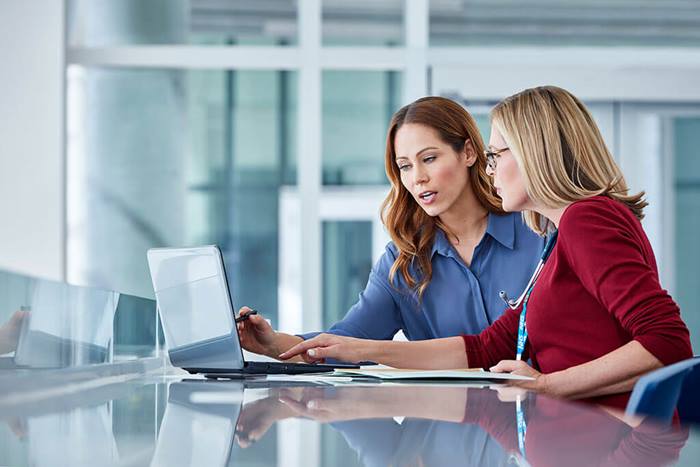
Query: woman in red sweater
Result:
<box><xmin>280</xmin><ymin>86</ymin><xmax>693</xmax><ymax>406</ymax></box>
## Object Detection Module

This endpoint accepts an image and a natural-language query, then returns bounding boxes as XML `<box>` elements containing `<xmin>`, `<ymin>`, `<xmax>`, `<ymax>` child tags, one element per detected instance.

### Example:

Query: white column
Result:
<box><xmin>0</xmin><ymin>0</ymin><xmax>65</xmax><ymax>281</ymax></box>
<box><xmin>403</xmin><ymin>0</ymin><xmax>429</xmax><ymax>103</ymax></box>
<box><xmin>279</xmin><ymin>7</ymin><xmax>323</xmax><ymax>467</ymax></box>
<box><xmin>297</xmin><ymin>0</ymin><xmax>323</xmax><ymax>333</ymax></box>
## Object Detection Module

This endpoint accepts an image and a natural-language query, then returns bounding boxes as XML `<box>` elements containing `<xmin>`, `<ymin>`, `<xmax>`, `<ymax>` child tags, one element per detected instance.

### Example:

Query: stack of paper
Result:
<box><xmin>330</xmin><ymin>367</ymin><xmax>534</xmax><ymax>381</ymax></box>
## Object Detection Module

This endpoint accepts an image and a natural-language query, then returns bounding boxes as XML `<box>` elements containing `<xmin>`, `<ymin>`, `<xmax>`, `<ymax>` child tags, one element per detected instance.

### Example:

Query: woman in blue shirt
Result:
<box><xmin>237</xmin><ymin>96</ymin><xmax>543</xmax><ymax>360</ymax></box>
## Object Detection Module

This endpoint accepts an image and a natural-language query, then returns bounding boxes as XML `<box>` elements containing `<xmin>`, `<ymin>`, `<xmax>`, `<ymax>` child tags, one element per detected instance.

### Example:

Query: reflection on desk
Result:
<box><xmin>0</xmin><ymin>378</ymin><xmax>695</xmax><ymax>467</ymax></box>
<box><xmin>159</xmin><ymin>381</ymin><xmax>690</xmax><ymax>467</ymax></box>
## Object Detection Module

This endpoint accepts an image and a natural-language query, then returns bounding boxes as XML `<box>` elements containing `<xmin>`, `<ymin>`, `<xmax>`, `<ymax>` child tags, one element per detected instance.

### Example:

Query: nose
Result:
<box><xmin>413</xmin><ymin>165</ymin><xmax>429</xmax><ymax>185</ymax></box>
<box><xmin>486</xmin><ymin>161</ymin><xmax>495</xmax><ymax>177</ymax></box>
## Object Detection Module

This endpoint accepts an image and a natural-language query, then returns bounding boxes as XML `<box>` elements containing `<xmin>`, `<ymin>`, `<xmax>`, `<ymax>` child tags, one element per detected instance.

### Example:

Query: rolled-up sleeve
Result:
<box><xmin>461</xmin><ymin>306</ymin><xmax>522</xmax><ymax>369</ymax></box>
<box><xmin>560</xmin><ymin>201</ymin><xmax>693</xmax><ymax>365</ymax></box>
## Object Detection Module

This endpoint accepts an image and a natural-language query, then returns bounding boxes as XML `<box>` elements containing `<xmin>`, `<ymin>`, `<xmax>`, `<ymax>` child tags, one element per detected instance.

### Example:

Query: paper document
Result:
<box><xmin>330</xmin><ymin>367</ymin><xmax>534</xmax><ymax>381</ymax></box>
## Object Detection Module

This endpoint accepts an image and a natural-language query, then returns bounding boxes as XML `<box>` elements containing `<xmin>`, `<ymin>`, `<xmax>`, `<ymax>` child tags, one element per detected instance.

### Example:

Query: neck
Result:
<box><xmin>438</xmin><ymin>185</ymin><xmax>489</xmax><ymax>241</ymax></box>
<box><xmin>532</xmin><ymin>204</ymin><xmax>569</xmax><ymax>229</ymax></box>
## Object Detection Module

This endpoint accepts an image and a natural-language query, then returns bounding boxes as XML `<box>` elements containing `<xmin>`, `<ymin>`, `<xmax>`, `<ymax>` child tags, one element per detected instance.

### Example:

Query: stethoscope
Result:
<box><xmin>497</xmin><ymin>232</ymin><xmax>558</xmax><ymax>467</ymax></box>
<box><xmin>498</xmin><ymin>230</ymin><xmax>559</xmax><ymax>361</ymax></box>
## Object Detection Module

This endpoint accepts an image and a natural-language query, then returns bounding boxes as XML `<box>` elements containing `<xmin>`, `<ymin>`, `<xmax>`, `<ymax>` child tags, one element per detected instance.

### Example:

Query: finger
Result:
<box><xmin>248</xmin><ymin>314</ymin><xmax>271</xmax><ymax>331</ymax></box>
<box><xmin>303</xmin><ymin>345</ymin><xmax>345</xmax><ymax>363</ymax></box>
<box><xmin>238</xmin><ymin>306</ymin><xmax>254</xmax><ymax>318</ymax></box>
<box><xmin>279</xmin><ymin>336</ymin><xmax>329</xmax><ymax>360</ymax></box>
<box><xmin>300</xmin><ymin>352</ymin><xmax>325</xmax><ymax>364</ymax></box>
<box><xmin>490</xmin><ymin>360</ymin><xmax>522</xmax><ymax>373</ymax></box>
<box><xmin>306</xmin><ymin>347</ymin><xmax>332</xmax><ymax>360</ymax></box>
<box><xmin>234</xmin><ymin>433</ymin><xmax>249</xmax><ymax>448</ymax></box>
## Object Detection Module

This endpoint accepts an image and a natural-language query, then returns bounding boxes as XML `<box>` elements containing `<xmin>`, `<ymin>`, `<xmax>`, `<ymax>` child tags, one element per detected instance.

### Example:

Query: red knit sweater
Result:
<box><xmin>462</xmin><ymin>196</ymin><xmax>693</xmax><ymax>408</ymax></box>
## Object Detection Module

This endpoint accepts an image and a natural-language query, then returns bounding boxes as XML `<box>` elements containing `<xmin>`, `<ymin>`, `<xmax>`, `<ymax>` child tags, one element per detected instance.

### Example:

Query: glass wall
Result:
<box><xmin>322</xmin><ymin>221</ymin><xmax>373</xmax><ymax>328</ymax></box>
<box><xmin>673</xmin><ymin>116</ymin><xmax>700</xmax><ymax>352</ymax></box>
<box><xmin>322</xmin><ymin>71</ymin><xmax>402</xmax><ymax>185</ymax></box>
<box><xmin>67</xmin><ymin>67</ymin><xmax>297</xmax><ymax>329</ymax></box>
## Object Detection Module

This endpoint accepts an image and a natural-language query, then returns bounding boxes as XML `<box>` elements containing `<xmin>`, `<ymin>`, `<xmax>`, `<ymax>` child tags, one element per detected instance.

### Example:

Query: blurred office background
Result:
<box><xmin>2</xmin><ymin>0</ymin><xmax>700</xmax><ymax>353</ymax></box>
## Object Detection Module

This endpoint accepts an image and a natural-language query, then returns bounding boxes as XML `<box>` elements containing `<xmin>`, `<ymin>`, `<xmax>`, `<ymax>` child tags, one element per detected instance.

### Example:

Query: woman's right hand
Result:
<box><xmin>236</xmin><ymin>306</ymin><xmax>278</xmax><ymax>357</ymax></box>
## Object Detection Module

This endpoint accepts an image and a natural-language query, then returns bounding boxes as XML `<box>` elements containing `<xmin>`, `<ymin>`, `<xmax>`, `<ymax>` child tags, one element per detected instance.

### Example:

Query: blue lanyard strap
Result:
<box><xmin>516</xmin><ymin>397</ymin><xmax>528</xmax><ymax>459</ymax></box>
<box><xmin>516</xmin><ymin>286</ymin><xmax>534</xmax><ymax>361</ymax></box>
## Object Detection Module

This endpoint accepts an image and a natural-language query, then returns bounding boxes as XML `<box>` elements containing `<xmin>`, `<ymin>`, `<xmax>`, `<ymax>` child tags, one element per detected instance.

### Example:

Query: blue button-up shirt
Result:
<box><xmin>303</xmin><ymin>212</ymin><xmax>544</xmax><ymax>341</ymax></box>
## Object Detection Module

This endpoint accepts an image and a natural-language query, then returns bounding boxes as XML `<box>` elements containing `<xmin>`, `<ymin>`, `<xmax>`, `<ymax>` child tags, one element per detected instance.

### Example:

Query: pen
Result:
<box><xmin>235</xmin><ymin>309</ymin><xmax>258</xmax><ymax>323</ymax></box>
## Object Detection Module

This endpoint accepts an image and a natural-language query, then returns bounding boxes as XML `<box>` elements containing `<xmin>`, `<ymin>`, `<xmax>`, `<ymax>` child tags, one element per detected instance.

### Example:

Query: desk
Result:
<box><xmin>1</xmin><ymin>371</ymin><xmax>699</xmax><ymax>467</ymax></box>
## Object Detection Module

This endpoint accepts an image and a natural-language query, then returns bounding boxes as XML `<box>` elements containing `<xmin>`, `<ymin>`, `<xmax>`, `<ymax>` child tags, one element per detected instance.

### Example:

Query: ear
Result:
<box><xmin>463</xmin><ymin>139</ymin><xmax>477</xmax><ymax>167</ymax></box>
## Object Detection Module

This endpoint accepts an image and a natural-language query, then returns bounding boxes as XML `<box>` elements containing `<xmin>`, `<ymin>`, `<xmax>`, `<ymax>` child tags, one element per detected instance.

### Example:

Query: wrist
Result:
<box><xmin>538</xmin><ymin>372</ymin><xmax>557</xmax><ymax>397</ymax></box>
<box><xmin>268</xmin><ymin>332</ymin><xmax>285</xmax><ymax>359</ymax></box>
<box><xmin>361</xmin><ymin>339</ymin><xmax>383</xmax><ymax>363</ymax></box>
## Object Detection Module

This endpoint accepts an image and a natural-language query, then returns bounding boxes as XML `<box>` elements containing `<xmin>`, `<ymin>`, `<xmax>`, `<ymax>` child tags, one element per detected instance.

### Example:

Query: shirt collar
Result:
<box><xmin>431</xmin><ymin>212</ymin><xmax>515</xmax><ymax>257</ymax></box>
<box><xmin>485</xmin><ymin>212</ymin><xmax>515</xmax><ymax>250</ymax></box>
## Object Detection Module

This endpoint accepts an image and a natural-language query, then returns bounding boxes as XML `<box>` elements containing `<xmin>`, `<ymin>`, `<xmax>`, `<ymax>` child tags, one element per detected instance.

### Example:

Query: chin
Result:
<box><xmin>420</xmin><ymin>205</ymin><xmax>442</xmax><ymax>217</ymax></box>
<box><xmin>501</xmin><ymin>195</ymin><xmax>528</xmax><ymax>213</ymax></box>
<box><xmin>498</xmin><ymin>196</ymin><xmax>510</xmax><ymax>211</ymax></box>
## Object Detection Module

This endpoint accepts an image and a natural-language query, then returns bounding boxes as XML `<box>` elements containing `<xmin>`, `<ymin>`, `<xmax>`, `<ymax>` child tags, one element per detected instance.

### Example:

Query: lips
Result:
<box><xmin>418</xmin><ymin>191</ymin><xmax>437</xmax><ymax>204</ymax></box>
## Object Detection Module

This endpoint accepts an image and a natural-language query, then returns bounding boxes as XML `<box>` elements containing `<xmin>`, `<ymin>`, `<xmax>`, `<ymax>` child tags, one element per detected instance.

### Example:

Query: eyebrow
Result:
<box><xmin>395</xmin><ymin>146</ymin><xmax>439</xmax><ymax>160</ymax></box>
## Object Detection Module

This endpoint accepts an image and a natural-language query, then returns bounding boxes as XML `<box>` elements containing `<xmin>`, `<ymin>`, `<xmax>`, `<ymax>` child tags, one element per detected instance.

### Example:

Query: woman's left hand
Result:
<box><xmin>490</xmin><ymin>360</ymin><xmax>547</xmax><ymax>392</ymax></box>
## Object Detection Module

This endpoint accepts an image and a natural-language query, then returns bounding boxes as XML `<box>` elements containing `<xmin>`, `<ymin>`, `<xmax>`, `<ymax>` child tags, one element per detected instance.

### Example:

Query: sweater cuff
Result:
<box><xmin>634</xmin><ymin>334</ymin><xmax>693</xmax><ymax>366</ymax></box>
<box><xmin>462</xmin><ymin>335</ymin><xmax>487</xmax><ymax>370</ymax></box>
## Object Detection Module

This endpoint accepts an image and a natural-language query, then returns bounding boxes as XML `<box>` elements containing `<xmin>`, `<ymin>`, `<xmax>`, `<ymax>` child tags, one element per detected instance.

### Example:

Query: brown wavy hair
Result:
<box><xmin>381</xmin><ymin>96</ymin><xmax>504</xmax><ymax>298</ymax></box>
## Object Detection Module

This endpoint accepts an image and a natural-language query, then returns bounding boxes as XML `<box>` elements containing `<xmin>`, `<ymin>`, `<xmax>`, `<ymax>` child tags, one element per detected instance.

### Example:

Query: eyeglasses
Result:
<box><xmin>484</xmin><ymin>147</ymin><xmax>509</xmax><ymax>172</ymax></box>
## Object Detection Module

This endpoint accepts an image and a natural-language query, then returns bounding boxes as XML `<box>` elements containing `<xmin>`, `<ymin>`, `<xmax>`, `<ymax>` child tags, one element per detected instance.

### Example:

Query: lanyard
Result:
<box><xmin>516</xmin><ymin>287</ymin><xmax>535</xmax><ymax>361</ymax></box>
<box><xmin>515</xmin><ymin>231</ymin><xmax>558</xmax><ymax>361</ymax></box>
<box><xmin>516</xmin><ymin>396</ymin><xmax>527</xmax><ymax>458</ymax></box>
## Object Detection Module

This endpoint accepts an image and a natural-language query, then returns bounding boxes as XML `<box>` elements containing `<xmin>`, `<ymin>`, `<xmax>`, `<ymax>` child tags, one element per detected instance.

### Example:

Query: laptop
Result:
<box><xmin>146</xmin><ymin>245</ymin><xmax>359</xmax><ymax>377</ymax></box>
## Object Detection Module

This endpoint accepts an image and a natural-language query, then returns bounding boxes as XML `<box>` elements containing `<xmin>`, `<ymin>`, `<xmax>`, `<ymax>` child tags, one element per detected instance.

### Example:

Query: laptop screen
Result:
<box><xmin>147</xmin><ymin>246</ymin><xmax>243</xmax><ymax>360</ymax></box>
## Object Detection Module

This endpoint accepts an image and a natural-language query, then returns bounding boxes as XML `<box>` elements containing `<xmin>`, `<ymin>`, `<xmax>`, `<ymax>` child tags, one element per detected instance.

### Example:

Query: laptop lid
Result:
<box><xmin>147</xmin><ymin>246</ymin><xmax>245</xmax><ymax>371</ymax></box>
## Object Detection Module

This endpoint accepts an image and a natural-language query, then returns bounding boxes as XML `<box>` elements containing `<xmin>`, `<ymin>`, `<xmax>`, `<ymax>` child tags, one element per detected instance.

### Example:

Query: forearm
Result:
<box><xmin>365</xmin><ymin>336</ymin><xmax>468</xmax><ymax>369</ymax></box>
<box><xmin>542</xmin><ymin>341</ymin><xmax>662</xmax><ymax>399</ymax></box>
<box><xmin>267</xmin><ymin>332</ymin><xmax>304</xmax><ymax>361</ymax></box>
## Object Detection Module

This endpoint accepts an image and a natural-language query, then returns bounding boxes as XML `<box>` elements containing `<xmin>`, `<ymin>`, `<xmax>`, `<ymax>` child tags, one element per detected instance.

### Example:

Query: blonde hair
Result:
<box><xmin>491</xmin><ymin>85</ymin><xmax>647</xmax><ymax>235</ymax></box>
<box><xmin>382</xmin><ymin>97</ymin><xmax>504</xmax><ymax>298</ymax></box>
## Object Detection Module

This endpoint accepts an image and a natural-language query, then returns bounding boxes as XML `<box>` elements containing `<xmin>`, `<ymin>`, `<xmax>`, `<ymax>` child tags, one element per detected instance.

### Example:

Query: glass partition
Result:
<box><xmin>0</xmin><ymin>270</ymin><xmax>159</xmax><ymax>368</ymax></box>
